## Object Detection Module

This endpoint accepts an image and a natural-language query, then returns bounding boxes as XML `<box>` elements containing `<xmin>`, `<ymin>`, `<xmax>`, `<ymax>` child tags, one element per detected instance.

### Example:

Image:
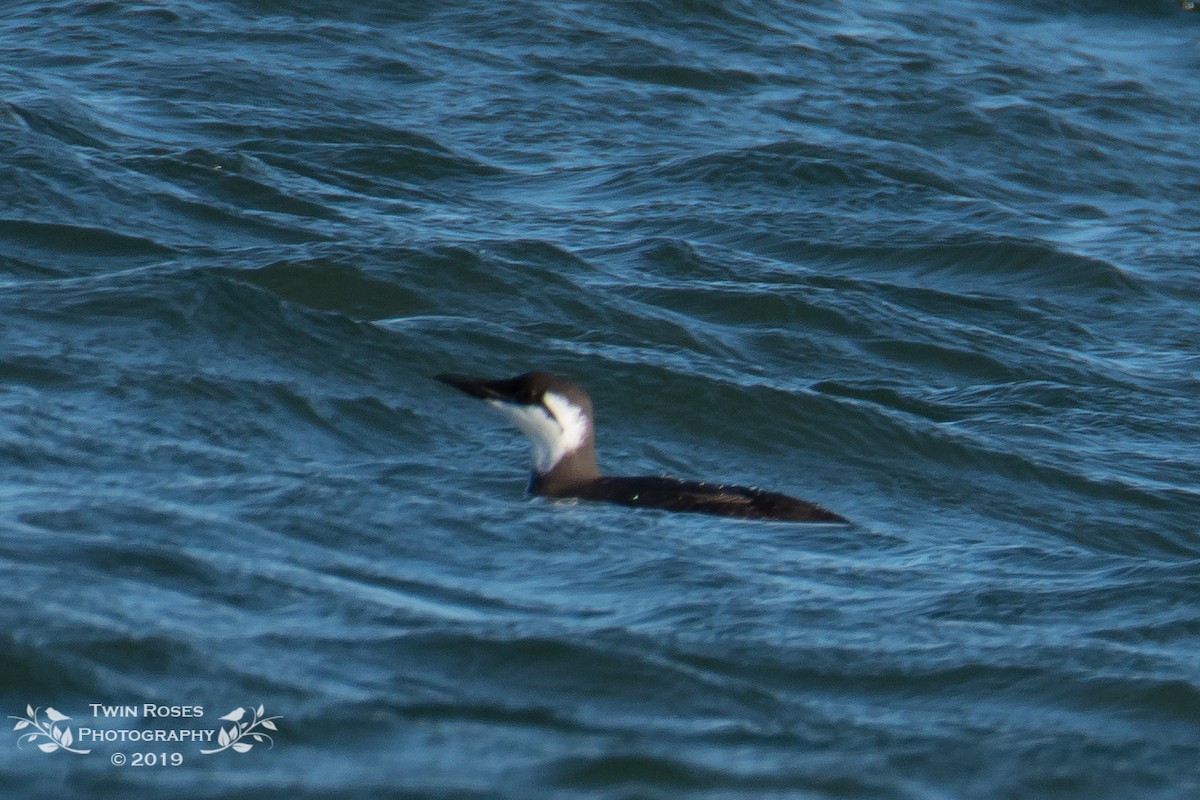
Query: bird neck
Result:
<box><xmin>527</xmin><ymin>443</ymin><xmax>601</xmax><ymax>497</ymax></box>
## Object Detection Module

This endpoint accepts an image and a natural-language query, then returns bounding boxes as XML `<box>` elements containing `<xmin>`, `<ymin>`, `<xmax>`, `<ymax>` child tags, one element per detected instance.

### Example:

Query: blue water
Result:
<box><xmin>2</xmin><ymin>1</ymin><xmax>1199</xmax><ymax>797</ymax></box>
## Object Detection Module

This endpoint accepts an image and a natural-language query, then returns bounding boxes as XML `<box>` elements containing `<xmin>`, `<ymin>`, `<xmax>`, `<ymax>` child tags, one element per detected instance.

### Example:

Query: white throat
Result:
<box><xmin>488</xmin><ymin>391</ymin><xmax>589</xmax><ymax>475</ymax></box>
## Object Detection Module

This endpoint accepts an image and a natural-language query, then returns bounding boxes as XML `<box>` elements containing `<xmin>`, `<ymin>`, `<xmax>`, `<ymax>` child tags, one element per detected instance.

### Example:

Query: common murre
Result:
<box><xmin>436</xmin><ymin>371</ymin><xmax>848</xmax><ymax>523</ymax></box>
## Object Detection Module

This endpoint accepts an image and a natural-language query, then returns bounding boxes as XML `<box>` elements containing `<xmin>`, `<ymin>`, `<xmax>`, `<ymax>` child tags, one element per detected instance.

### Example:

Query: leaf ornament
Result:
<box><xmin>200</xmin><ymin>705</ymin><xmax>281</xmax><ymax>755</ymax></box>
<box><xmin>8</xmin><ymin>707</ymin><xmax>91</xmax><ymax>754</ymax></box>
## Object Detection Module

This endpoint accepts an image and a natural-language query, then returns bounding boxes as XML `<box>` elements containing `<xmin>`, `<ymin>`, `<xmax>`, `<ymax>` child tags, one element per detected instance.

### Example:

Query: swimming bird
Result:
<box><xmin>436</xmin><ymin>371</ymin><xmax>847</xmax><ymax>523</ymax></box>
